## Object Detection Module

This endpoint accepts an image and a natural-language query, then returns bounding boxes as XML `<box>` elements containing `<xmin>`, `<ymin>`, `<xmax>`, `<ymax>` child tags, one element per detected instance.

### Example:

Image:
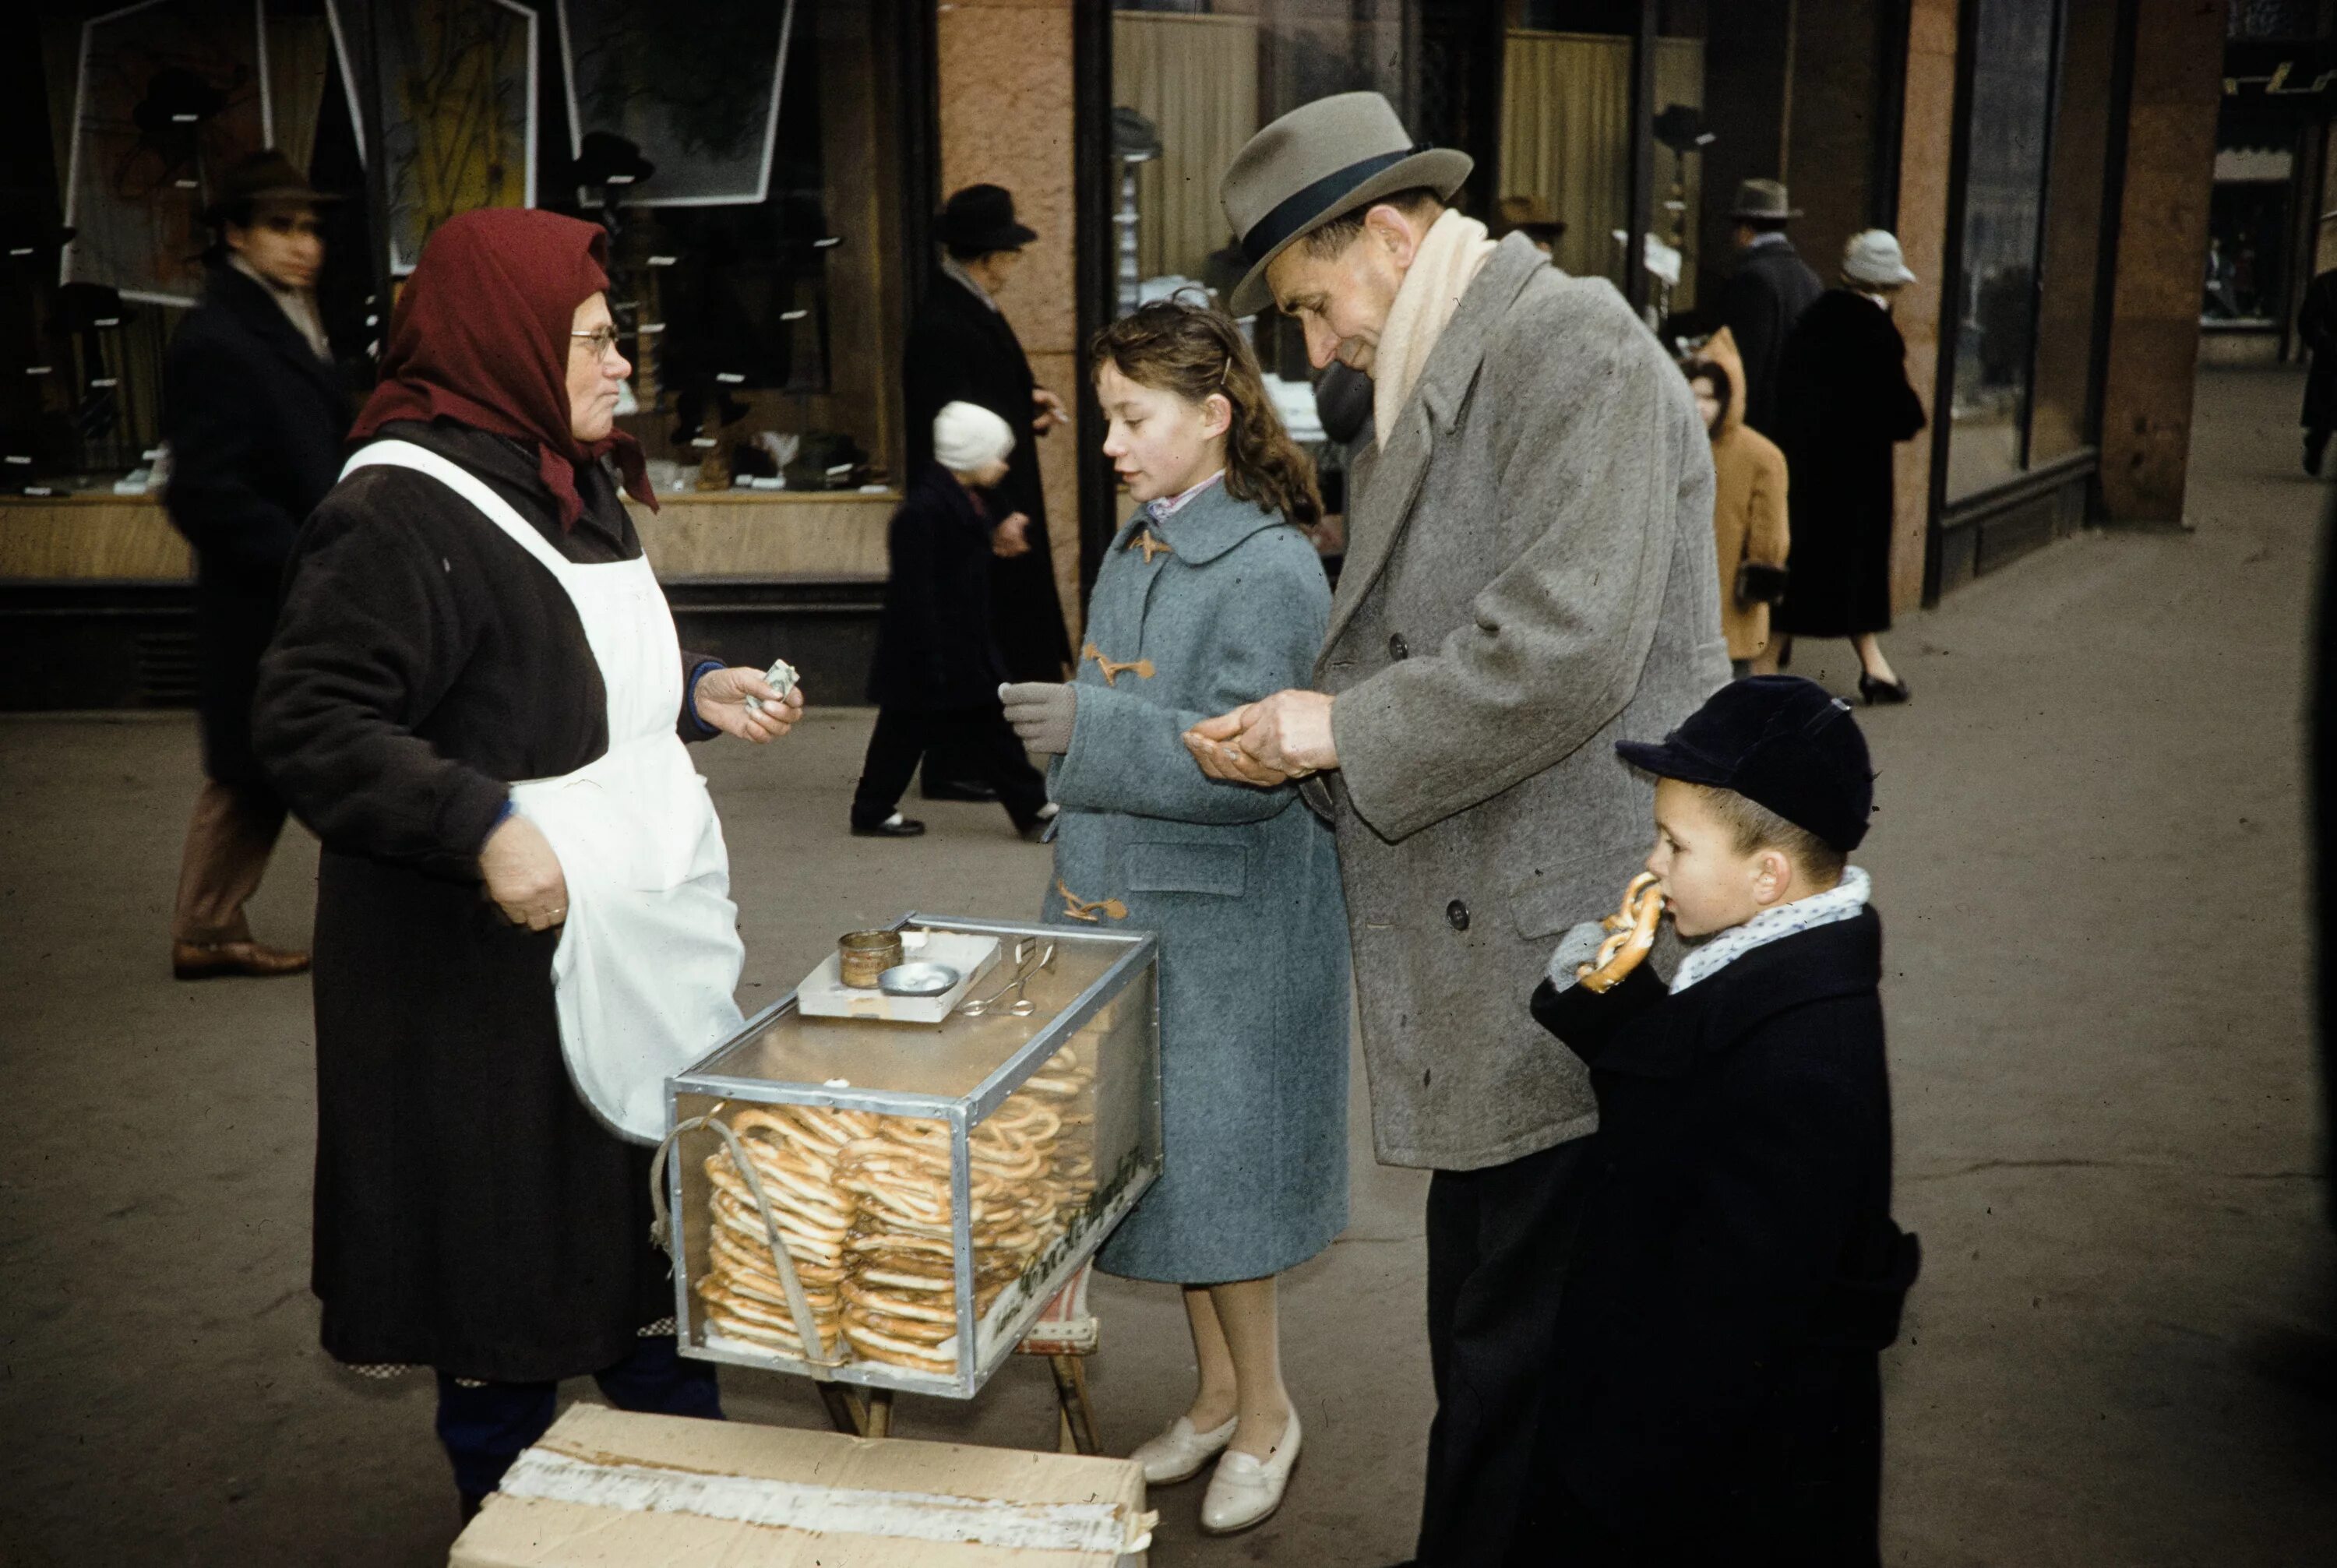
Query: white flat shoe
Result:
<box><xmin>1199</xmin><ymin>1408</ymin><xmax>1301</xmax><ymax>1535</ymax></box>
<box><xmin>1128</xmin><ymin>1413</ymin><xmax>1236</xmax><ymax>1485</ymax></box>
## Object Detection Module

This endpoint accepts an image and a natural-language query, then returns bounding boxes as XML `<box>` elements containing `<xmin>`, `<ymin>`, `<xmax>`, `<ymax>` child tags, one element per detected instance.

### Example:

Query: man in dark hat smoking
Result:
<box><xmin>160</xmin><ymin>149</ymin><xmax>349</xmax><ymax>979</ymax></box>
<box><xmin>1184</xmin><ymin>91</ymin><xmax>1729</xmax><ymax>1565</ymax></box>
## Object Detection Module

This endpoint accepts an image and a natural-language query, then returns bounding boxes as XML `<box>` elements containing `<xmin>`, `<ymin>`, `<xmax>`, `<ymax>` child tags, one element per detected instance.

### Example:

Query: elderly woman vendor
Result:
<box><xmin>253</xmin><ymin>209</ymin><xmax>802</xmax><ymax>1513</ymax></box>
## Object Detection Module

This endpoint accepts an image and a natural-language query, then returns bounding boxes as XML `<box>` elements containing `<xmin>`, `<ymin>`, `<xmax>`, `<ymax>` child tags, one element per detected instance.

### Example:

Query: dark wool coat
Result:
<box><xmin>1773</xmin><ymin>292</ymin><xmax>1927</xmax><ymax>640</ymax></box>
<box><xmin>901</xmin><ymin>263</ymin><xmax>1071</xmax><ymax>681</ymax></box>
<box><xmin>2298</xmin><ymin>268</ymin><xmax>2337</xmax><ymax>430</ymax></box>
<box><xmin>865</xmin><ymin>463</ymin><xmax>1012</xmax><ymax>710</ymax></box>
<box><xmin>252</xmin><ymin>419</ymin><xmax>717</xmax><ymax>1383</ymax></box>
<box><xmin>162</xmin><ymin>263</ymin><xmax>349</xmax><ymax>784</ymax></box>
<box><xmin>1511</xmin><ymin>911</ymin><xmax>1918</xmax><ymax>1567</ymax></box>
<box><xmin>1719</xmin><ymin>239</ymin><xmax>1826</xmax><ymax>439</ymax></box>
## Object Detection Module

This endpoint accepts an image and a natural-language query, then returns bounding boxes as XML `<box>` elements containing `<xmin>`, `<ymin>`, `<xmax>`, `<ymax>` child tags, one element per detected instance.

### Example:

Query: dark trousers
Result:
<box><xmin>2309</xmin><ymin>425</ymin><xmax>2332</xmax><ymax>474</ymax></box>
<box><xmin>435</xmin><ymin>1334</ymin><xmax>721</xmax><ymax>1500</ymax></box>
<box><xmin>1415</xmin><ymin>1133</ymin><xmax>1595</xmax><ymax>1567</ymax></box>
<box><xmin>172</xmin><ymin>777</ymin><xmax>288</xmax><ymax>944</ymax></box>
<box><xmin>854</xmin><ymin>704</ymin><xmax>1048</xmax><ymax>830</ymax></box>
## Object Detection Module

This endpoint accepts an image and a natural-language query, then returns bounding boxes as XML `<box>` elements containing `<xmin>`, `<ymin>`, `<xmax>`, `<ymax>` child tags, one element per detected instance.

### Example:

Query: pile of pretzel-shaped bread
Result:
<box><xmin>697</xmin><ymin>1045</ymin><xmax>1098</xmax><ymax>1375</ymax></box>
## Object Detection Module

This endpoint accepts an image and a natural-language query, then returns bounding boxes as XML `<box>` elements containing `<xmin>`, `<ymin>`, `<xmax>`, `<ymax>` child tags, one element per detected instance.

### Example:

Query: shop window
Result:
<box><xmin>1944</xmin><ymin>0</ymin><xmax>2058</xmax><ymax>501</ymax></box>
<box><xmin>2027</xmin><ymin>0</ymin><xmax>2120</xmax><ymax>466</ymax></box>
<box><xmin>9</xmin><ymin>1</ymin><xmax>906</xmax><ymax>501</ymax></box>
<box><xmin>2205</xmin><ymin>149</ymin><xmax>2295</xmax><ymax>329</ymax></box>
<box><xmin>1500</xmin><ymin>30</ymin><xmax>1704</xmax><ymax>303</ymax></box>
<box><xmin>1110</xmin><ymin>0</ymin><xmax>1408</xmax><ymax>334</ymax></box>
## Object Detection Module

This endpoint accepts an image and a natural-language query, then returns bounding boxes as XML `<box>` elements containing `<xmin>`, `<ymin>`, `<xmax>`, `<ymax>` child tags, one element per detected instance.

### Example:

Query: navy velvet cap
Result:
<box><xmin>1615</xmin><ymin>676</ymin><xmax>1875</xmax><ymax>851</ymax></box>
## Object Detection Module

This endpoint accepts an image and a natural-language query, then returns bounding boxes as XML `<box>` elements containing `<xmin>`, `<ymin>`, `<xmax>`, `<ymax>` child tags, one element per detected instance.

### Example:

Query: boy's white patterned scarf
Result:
<box><xmin>1670</xmin><ymin>865</ymin><xmax>1872</xmax><ymax>994</ymax></box>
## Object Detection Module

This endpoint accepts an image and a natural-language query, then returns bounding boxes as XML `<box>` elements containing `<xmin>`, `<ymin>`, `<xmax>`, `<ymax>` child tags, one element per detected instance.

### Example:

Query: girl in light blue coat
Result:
<box><xmin>1001</xmin><ymin>301</ymin><xmax>1347</xmax><ymax>1535</ymax></box>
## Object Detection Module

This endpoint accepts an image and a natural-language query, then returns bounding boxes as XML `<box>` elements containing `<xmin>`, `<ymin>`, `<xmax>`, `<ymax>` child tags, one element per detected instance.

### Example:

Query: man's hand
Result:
<box><xmin>693</xmin><ymin>665</ymin><xmax>805</xmax><ymax>743</ymax></box>
<box><xmin>1032</xmin><ymin>387</ymin><xmax>1068</xmax><ymax>435</ymax></box>
<box><xmin>480</xmin><ymin>813</ymin><xmax>569</xmax><ymax>930</ymax></box>
<box><xmin>992</xmin><ymin>511</ymin><xmax>1032</xmax><ymax>558</ymax></box>
<box><xmin>1182</xmin><ymin>689</ymin><xmax>1338</xmax><ymax>784</ymax></box>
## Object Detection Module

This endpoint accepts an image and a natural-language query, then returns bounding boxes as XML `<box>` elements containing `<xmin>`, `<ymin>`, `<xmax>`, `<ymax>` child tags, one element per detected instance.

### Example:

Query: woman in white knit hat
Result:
<box><xmin>850</xmin><ymin>400</ymin><xmax>1055</xmax><ymax>838</ymax></box>
<box><xmin>1767</xmin><ymin>230</ymin><xmax>1928</xmax><ymax>703</ymax></box>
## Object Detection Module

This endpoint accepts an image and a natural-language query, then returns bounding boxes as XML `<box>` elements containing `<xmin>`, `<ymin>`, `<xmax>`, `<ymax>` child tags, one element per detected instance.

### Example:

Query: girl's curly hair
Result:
<box><xmin>1089</xmin><ymin>300</ymin><xmax>1322</xmax><ymax>530</ymax></box>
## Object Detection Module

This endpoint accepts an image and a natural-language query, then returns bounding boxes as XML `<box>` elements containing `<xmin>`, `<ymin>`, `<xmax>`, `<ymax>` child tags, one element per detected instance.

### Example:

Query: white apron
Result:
<box><xmin>342</xmin><ymin>440</ymin><xmax>746</xmax><ymax>1143</ymax></box>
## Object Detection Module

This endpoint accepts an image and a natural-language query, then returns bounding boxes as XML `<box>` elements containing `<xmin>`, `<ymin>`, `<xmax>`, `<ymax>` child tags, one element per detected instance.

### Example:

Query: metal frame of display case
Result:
<box><xmin>666</xmin><ymin>913</ymin><xmax>1162</xmax><ymax>1401</ymax></box>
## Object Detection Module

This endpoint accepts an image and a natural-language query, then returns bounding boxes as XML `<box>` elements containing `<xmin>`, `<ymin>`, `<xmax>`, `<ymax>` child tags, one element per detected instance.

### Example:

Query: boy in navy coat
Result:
<box><xmin>1511</xmin><ymin>676</ymin><xmax>1919</xmax><ymax>1566</ymax></box>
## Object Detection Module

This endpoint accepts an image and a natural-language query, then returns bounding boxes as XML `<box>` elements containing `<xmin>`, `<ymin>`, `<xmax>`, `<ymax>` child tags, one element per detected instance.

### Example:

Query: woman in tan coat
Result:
<box><xmin>1683</xmin><ymin>329</ymin><xmax>1789</xmax><ymax>675</ymax></box>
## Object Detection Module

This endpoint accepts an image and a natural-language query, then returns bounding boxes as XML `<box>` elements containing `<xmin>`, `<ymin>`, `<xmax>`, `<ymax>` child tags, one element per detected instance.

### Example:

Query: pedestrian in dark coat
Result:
<box><xmin>1510</xmin><ymin>676</ymin><xmax>1918</xmax><ymax>1567</ymax></box>
<box><xmin>901</xmin><ymin>184</ymin><xmax>1072</xmax><ymax>685</ymax></box>
<box><xmin>2297</xmin><ymin>263</ymin><xmax>2337</xmax><ymax>475</ymax></box>
<box><xmin>1718</xmin><ymin>179</ymin><xmax>1825</xmax><ymax>439</ymax></box>
<box><xmin>160</xmin><ymin>151</ymin><xmax>349</xmax><ymax>979</ymax></box>
<box><xmin>850</xmin><ymin>402</ymin><xmax>1050</xmax><ymax>839</ymax></box>
<box><xmin>1773</xmin><ymin>231</ymin><xmax>1929</xmax><ymax>705</ymax></box>
<box><xmin>1002</xmin><ymin>301</ymin><xmax>1348</xmax><ymax>1537</ymax></box>
<box><xmin>252</xmin><ymin>210</ymin><xmax>800</xmax><ymax>1510</ymax></box>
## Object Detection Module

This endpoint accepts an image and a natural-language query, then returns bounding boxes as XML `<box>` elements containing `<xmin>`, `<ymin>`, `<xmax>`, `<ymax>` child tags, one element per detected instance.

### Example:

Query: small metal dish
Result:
<box><xmin>877</xmin><ymin>960</ymin><xmax>961</xmax><ymax>998</ymax></box>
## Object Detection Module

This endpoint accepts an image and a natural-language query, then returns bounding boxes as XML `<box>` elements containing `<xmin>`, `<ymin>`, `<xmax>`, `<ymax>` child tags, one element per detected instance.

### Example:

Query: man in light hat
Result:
<box><xmin>1718</xmin><ymin>178</ymin><xmax>1824</xmax><ymax>439</ymax></box>
<box><xmin>1185</xmin><ymin>91</ymin><xmax>1729</xmax><ymax>1565</ymax></box>
<box><xmin>162</xmin><ymin>149</ymin><xmax>349</xmax><ymax>980</ymax></box>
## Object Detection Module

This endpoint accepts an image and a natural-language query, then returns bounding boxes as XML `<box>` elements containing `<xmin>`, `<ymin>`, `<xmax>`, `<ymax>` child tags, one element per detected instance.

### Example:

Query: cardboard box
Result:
<box><xmin>450</xmin><ymin>1405</ymin><xmax>1154</xmax><ymax>1567</ymax></box>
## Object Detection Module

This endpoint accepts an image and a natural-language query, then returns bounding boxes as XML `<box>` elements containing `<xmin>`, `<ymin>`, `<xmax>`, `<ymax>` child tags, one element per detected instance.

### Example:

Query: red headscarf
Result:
<box><xmin>351</xmin><ymin>208</ymin><xmax>657</xmax><ymax>530</ymax></box>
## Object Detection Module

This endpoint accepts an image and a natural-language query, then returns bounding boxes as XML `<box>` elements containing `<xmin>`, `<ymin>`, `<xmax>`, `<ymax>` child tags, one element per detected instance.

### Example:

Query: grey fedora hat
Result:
<box><xmin>1218</xmin><ymin>92</ymin><xmax>1472</xmax><ymax>317</ymax></box>
<box><xmin>1729</xmin><ymin>178</ymin><xmax>1802</xmax><ymax>221</ymax></box>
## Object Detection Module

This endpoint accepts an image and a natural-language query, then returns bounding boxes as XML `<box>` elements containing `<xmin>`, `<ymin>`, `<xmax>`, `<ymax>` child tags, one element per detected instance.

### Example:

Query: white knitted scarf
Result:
<box><xmin>1372</xmin><ymin>208</ymin><xmax>1497</xmax><ymax>448</ymax></box>
<box><xmin>1670</xmin><ymin>865</ymin><xmax>1873</xmax><ymax>994</ymax></box>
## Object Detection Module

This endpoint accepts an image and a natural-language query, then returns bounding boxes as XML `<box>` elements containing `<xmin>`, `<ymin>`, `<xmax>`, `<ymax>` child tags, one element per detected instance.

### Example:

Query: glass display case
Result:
<box><xmin>664</xmin><ymin>914</ymin><xmax>1161</xmax><ymax>1399</ymax></box>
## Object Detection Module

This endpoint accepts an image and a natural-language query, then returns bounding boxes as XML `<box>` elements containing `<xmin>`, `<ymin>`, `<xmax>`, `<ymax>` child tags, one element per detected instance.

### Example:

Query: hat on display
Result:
<box><xmin>1842</xmin><ymin>229</ymin><xmax>1917</xmax><ymax>287</ymax></box>
<box><xmin>1496</xmin><ymin>194</ymin><xmax>1567</xmax><ymax>243</ymax></box>
<box><xmin>1218</xmin><ymin>92</ymin><xmax>1474</xmax><ymax>317</ymax></box>
<box><xmin>1615</xmin><ymin>675</ymin><xmax>1876</xmax><ymax>853</ymax></box>
<box><xmin>204</xmin><ymin>149</ymin><xmax>340</xmax><ymax>225</ymax></box>
<box><xmin>933</xmin><ymin>400</ymin><xmax>1016</xmax><ymax>473</ymax></box>
<box><xmin>1728</xmin><ymin>178</ymin><xmax>1802</xmax><ymax>221</ymax></box>
<box><xmin>940</xmin><ymin>185</ymin><xmax>1038</xmax><ymax>255</ymax></box>
<box><xmin>576</xmin><ymin>131</ymin><xmax>656</xmax><ymax>189</ymax></box>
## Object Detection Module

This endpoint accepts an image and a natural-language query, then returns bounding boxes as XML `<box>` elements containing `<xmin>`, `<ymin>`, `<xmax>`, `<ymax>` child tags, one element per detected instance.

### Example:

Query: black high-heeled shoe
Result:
<box><xmin>1858</xmin><ymin>673</ymin><xmax>1912</xmax><ymax>706</ymax></box>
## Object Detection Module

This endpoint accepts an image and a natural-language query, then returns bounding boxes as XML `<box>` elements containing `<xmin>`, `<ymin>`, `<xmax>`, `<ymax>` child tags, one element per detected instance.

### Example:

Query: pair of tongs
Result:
<box><xmin>960</xmin><ymin>938</ymin><xmax>1056</xmax><ymax>1017</ymax></box>
<box><xmin>1575</xmin><ymin>872</ymin><xmax>1665</xmax><ymax>993</ymax></box>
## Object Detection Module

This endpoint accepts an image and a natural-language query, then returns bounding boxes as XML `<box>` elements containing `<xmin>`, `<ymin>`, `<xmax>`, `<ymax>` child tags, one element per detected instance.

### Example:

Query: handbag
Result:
<box><xmin>1735</xmin><ymin>560</ymin><xmax>1790</xmax><ymax>608</ymax></box>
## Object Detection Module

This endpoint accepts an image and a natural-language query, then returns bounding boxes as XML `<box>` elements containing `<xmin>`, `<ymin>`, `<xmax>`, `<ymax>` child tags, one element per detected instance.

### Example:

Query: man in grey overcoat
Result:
<box><xmin>1188</xmin><ymin>93</ymin><xmax>1729</xmax><ymax>1565</ymax></box>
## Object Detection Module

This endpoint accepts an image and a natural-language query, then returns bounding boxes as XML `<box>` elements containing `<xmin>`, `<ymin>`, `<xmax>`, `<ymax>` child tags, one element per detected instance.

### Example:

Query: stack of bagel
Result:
<box><xmin>695</xmin><ymin>1104</ymin><xmax>876</xmax><ymax>1361</ymax></box>
<box><xmin>696</xmin><ymin>1066</ymin><xmax>1105</xmax><ymax>1376</ymax></box>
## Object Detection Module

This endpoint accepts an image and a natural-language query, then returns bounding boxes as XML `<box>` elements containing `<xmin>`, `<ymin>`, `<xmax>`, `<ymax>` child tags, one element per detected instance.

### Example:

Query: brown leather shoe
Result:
<box><xmin>172</xmin><ymin>939</ymin><xmax>312</xmax><ymax>980</ymax></box>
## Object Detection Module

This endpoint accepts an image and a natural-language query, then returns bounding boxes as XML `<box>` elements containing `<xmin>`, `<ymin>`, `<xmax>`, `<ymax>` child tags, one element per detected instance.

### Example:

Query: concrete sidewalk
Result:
<box><xmin>2</xmin><ymin>368</ymin><xmax>2332</xmax><ymax>1564</ymax></box>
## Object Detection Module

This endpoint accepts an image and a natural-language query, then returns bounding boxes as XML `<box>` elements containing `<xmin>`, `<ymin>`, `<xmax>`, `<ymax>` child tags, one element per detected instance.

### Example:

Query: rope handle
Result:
<box><xmin>650</xmin><ymin>1106</ymin><xmax>850</xmax><ymax>1376</ymax></box>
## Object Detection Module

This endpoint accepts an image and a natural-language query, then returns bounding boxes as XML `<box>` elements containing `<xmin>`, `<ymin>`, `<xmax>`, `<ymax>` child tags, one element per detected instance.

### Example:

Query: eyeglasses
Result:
<box><xmin>569</xmin><ymin>326</ymin><xmax>625</xmax><ymax>358</ymax></box>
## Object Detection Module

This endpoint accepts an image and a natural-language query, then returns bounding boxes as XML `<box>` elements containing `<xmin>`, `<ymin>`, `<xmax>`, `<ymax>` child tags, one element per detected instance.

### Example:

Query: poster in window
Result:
<box><xmin>62</xmin><ymin>0</ymin><xmax>273</xmax><ymax>307</ymax></box>
<box><xmin>329</xmin><ymin>0</ymin><xmax>536</xmax><ymax>275</ymax></box>
<box><xmin>556</xmin><ymin>0</ymin><xmax>797</xmax><ymax>207</ymax></box>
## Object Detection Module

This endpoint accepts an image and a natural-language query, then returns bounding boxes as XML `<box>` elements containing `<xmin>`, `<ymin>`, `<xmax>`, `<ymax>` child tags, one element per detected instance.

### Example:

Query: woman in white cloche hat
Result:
<box><xmin>1765</xmin><ymin>230</ymin><xmax>1929</xmax><ymax>704</ymax></box>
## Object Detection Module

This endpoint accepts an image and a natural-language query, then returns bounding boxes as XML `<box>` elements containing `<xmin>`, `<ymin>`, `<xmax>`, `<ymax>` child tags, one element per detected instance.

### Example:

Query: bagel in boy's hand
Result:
<box><xmin>1576</xmin><ymin>872</ymin><xmax>1665</xmax><ymax>993</ymax></box>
